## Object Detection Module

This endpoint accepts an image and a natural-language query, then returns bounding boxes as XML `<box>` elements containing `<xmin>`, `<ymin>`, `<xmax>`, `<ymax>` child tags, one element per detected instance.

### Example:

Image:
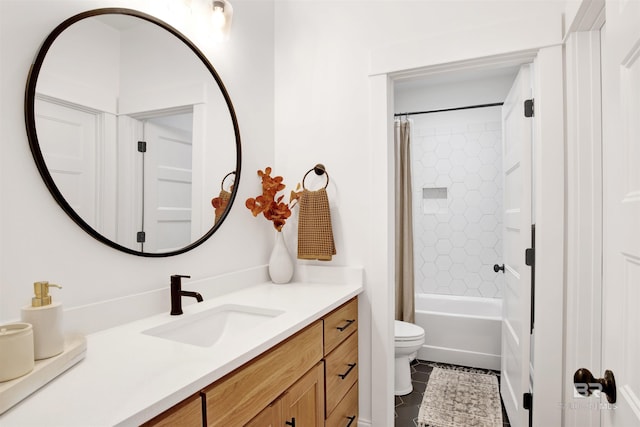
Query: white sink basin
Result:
<box><xmin>142</xmin><ymin>304</ymin><xmax>284</xmax><ymax>348</ymax></box>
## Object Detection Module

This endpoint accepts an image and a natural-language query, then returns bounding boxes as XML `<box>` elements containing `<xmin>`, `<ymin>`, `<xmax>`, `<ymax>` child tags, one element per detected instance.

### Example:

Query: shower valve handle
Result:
<box><xmin>493</xmin><ymin>264</ymin><xmax>505</xmax><ymax>273</ymax></box>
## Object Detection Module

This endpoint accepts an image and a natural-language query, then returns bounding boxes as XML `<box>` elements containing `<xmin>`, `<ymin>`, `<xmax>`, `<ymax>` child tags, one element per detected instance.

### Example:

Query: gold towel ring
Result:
<box><xmin>302</xmin><ymin>164</ymin><xmax>329</xmax><ymax>190</ymax></box>
<box><xmin>220</xmin><ymin>171</ymin><xmax>236</xmax><ymax>191</ymax></box>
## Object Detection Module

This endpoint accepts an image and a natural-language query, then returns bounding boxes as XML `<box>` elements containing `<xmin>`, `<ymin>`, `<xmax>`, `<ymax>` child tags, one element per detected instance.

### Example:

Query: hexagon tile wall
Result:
<box><xmin>411</xmin><ymin>114</ymin><xmax>504</xmax><ymax>298</ymax></box>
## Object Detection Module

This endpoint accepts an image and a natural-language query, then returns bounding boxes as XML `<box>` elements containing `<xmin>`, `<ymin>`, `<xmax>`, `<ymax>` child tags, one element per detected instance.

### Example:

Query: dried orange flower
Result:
<box><xmin>246</xmin><ymin>167</ymin><xmax>301</xmax><ymax>231</ymax></box>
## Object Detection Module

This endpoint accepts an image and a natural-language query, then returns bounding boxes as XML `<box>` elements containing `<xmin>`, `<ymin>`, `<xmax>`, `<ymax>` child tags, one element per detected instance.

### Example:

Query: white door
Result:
<box><xmin>34</xmin><ymin>98</ymin><xmax>98</xmax><ymax>225</ymax></box>
<box><xmin>600</xmin><ymin>0</ymin><xmax>640</xmax><ymax>425</ymax></box>
<box><xmin>142</xmin><ymin>117</ymin><xmax>193</xmax><ymax>253</ymax></box>
<box><xmin>500</xmin><ymin>64</ymin><xmax>533</xmax><ymax>427</ymax></box>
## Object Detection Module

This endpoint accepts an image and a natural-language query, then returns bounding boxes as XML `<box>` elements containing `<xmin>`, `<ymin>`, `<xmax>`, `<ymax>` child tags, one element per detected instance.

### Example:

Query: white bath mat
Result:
<box><xmin>417</xmin><ymin>367</ymin><xmax>503</xmax><ymax>427</ymax></box>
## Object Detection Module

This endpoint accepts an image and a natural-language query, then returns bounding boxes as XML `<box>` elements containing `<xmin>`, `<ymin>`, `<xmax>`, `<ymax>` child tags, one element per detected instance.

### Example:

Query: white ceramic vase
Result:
<box><xmin>269</xmin><ymin>231</ymin><xmax>294</xmax><ymax>284</ymax></box>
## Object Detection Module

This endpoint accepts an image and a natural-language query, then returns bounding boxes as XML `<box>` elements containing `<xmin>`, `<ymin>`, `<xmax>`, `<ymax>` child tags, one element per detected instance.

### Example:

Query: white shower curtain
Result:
<box><xmin>394</xmin><ymin>118</ymin><xmax>414</xmax><ymax>323</ymax></box>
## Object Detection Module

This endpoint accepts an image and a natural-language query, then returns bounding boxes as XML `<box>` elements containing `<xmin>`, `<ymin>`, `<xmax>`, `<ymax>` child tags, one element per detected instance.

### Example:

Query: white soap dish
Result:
<box><xmin>0</xmin><ymin>335</ymin><xmax>86</xmax><ymax>414</ymax></box>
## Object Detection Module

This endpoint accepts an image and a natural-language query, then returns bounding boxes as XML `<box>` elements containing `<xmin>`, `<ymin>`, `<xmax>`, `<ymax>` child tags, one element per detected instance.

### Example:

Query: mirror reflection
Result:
<box><xmin>27</xmin><ymin>10</ymin><xmax>240</xmax><ymax>256</ymax></box>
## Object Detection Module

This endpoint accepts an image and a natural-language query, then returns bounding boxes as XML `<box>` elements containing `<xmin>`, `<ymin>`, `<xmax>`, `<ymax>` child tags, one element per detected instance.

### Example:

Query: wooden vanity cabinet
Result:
<box><xmin>143</xmin><ymin>296</ymin><xmax>359</xmax><ymax>427</ymax></box>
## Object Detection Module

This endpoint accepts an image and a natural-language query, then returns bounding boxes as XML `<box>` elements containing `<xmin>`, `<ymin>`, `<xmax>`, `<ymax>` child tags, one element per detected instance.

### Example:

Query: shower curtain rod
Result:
<box><xmin>394</xmin><ymin>102</ymin><xmax>504</xmax><ymax>117</ymax></box>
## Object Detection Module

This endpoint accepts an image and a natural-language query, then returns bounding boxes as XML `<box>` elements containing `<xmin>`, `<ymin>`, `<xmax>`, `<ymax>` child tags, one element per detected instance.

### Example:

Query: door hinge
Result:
<box><xmin>524</xmin><ymin>99</ymin><xmax>534</xmax><ymax>118</ymax></box>
<box><xmin>525</xmin><ymin>248</ymin><xmax>535</xmax><ymax>266</ymax></box>
<box><xmin>136</xmin><ymin>231</ymin><xmax>146</xmax><ymax>243</ymax></box>
<box><xmin>137</xmin><ymin>140</ymin><xmax>147</xmax><ymax>153</ymax></box>
<box><xmin>524</xmin><ymin>392</ymin><xmax>533</xmax><ymax>427</ymax></box>
<box><xmin>528</xmin><ymin>224</ymin><xmax>536</xmax><ymax>334</ymax></box>
<box><xmin>523</xmin><ymin>392</ymin><xmax>533</xmax><ymax>410</ymax></box>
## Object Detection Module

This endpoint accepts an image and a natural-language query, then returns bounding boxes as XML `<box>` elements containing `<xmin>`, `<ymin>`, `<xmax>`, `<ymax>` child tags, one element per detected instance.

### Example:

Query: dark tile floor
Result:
<box><xmin>394</xmin><ymin>359</ymin><xmax>511</xmax><ymax>427</ymax></box>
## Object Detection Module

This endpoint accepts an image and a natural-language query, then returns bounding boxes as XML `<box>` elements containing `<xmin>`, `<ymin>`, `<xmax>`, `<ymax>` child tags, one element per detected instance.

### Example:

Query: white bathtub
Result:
<box><xmin>414</xmin><ymin>293</ymin><xmax>502</xmax><ymax>371</ymax></box>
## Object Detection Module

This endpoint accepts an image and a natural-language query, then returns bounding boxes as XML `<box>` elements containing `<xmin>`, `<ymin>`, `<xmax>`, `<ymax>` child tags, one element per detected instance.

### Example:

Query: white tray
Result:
<box><xmin>0</xmin><ymin>335</ymin><xmax>86</xmax><ymax>414</ymax></box>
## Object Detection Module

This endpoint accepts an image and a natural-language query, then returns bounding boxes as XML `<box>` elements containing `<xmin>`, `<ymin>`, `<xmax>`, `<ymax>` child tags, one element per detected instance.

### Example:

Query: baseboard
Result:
<box><xmin>418</xmin><ymin>344</ymin><xmax>501</xmax><ymax>371</ymax></box>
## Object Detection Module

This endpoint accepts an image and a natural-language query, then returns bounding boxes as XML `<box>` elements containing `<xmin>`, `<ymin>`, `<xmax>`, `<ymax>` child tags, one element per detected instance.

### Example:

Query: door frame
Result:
<box><xmin>367</xmin><ymin>15</ymin><xmax>565</xmax><ymax>427</ymax></box>
<box><xmin>33</xmin><ymin>94</ymin><xmax>117</xmax><ymax>240</ymax></box>
<box><xmin>563</xmin><ymin>2</ymin><xmax>605</xmax><ymax>426</ymax></box>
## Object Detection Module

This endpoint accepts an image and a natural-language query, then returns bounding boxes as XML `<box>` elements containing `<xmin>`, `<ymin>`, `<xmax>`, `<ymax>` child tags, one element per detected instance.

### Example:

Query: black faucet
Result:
<box><xmin>170</xmin><ymin>274</ymin><xmax>203</xmax><ymax>315</ymax></box>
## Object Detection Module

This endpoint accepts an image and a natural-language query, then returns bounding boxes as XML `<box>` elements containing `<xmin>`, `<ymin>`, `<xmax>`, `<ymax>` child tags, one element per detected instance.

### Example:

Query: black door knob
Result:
<box><xmin>573</xmin><ymin>368</ymin><xmax>617</xmax><ymax>403</ymax></box>
<box><xmin>493</xmin><ymin>264</ymin><xmax>505</xmax><ymax>273</ymax></box>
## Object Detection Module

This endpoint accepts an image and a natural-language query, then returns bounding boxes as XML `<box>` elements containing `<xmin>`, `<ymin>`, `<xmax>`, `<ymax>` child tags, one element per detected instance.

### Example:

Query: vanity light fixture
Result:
<box><xmin>211</xmin><ymin>0</ymin><xmax>233</xmax><ymax>41</ymax></box>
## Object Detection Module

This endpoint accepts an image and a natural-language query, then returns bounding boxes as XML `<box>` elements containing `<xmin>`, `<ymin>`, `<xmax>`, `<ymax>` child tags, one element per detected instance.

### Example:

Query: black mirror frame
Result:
<box><xmin>24</xmin><ymin>8</ymin><xmax>241</xmax><ymax>257</ymax></box>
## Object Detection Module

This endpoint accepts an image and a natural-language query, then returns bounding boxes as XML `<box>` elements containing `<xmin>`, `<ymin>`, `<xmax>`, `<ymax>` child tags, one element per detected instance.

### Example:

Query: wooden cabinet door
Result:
<box><xmin>246</xmin><ymin>401</ymin><xmax>281</xmax><ymax>427</ymax></box>
<box><xmin>281</xmin><ymin>362</ymin><xmax>325</xmax><ymax>427</ymax></box>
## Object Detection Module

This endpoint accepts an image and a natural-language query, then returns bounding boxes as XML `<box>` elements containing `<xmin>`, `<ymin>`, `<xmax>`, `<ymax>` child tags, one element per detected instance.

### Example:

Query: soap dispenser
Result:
<box><xmin>20</xmin><ymin>281</ymin><xmax>64</xmax><ymax>359</ymax></box>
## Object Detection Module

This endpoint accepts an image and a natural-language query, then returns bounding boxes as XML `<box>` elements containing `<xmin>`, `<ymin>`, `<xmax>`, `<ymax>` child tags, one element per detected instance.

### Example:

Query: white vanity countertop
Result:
<box><xmin>0</xmin><ymin>275</ymin><xmax>363</xmax><ymax>426</ymax></box>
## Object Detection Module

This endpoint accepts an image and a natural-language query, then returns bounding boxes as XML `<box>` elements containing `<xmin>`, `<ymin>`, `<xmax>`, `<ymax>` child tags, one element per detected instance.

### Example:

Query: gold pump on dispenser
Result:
<box><xmin>31</xmin><ymin>281</ymin><xmax>62</xmax><ymax>307</ymax></box>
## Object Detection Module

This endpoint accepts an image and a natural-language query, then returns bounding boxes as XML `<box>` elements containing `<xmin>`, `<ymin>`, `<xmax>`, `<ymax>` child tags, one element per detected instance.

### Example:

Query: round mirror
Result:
<box><xmin>25</xmin><ymin>8</ymin><xmax>241</xmax><ymax>257</ymax></box>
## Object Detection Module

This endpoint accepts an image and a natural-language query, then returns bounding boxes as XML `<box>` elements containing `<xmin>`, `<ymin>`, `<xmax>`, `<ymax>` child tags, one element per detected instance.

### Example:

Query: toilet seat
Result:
<box><xmin>394</xmin><ymin>320</ymin><xmax>425</xmax><ymax>342</ymax></box>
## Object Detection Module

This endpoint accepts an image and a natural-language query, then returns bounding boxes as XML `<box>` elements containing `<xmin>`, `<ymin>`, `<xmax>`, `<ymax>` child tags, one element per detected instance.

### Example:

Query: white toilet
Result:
<box><xmin>394</xmin><ymin>320</ymin><xmax>425</xmax><ymax>396</ymax></box>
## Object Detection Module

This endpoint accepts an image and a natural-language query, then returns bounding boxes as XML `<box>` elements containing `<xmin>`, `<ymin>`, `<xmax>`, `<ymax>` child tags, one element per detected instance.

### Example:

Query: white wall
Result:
<box><xmin>273</xmin><ymin>1</ymin><xmax>565</xmax><ymax>425</ymax></box>
<box><xmin>0</xmin><ymin>0</ymin><xmax>274</xmax><ymax>320</ymax></box>
<box><xmin>36</xmin><ymin>17</ymin><xmax>121</xmax><ymax>113</ymax></box>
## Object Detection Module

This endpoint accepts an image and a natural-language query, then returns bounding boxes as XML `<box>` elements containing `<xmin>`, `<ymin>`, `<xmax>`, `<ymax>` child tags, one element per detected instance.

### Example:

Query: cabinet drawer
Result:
<box><xmin>325</xmin><ymin>383</ymin><xmax>358</xmax><ymax>427</ymax></box>
<box><xmin>203</xmin><ymin>321</ymin><xmax>323</xmax><ymax>427</ymax></box>
<box><xmin>142</xmin><ymin>393</ymin><xmax>202</xmax><ymax>427</ymax></box>
<box><xmin>324</xmin><ymin>298</ymin><xmax>358</xmax><ymax>355</ymax></box>
<box><xmin>324</xmin><ymin>331</ymin><xmax>358</xmax><ymax>416</ymax></box>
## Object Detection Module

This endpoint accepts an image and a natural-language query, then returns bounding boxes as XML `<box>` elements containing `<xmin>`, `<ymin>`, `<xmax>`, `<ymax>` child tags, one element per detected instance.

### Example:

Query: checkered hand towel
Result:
<box><xmin>297</xmin><ymin>188</ymin><xmax>336</xmax><ymax>260</ymax></box>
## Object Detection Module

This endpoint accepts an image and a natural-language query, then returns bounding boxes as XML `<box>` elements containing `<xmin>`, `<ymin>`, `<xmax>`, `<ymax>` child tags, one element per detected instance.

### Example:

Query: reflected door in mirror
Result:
<box><xmin>142</xmin><ymin>114</ymin><xmax>193</xmax><ymax>253</ymax></box>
